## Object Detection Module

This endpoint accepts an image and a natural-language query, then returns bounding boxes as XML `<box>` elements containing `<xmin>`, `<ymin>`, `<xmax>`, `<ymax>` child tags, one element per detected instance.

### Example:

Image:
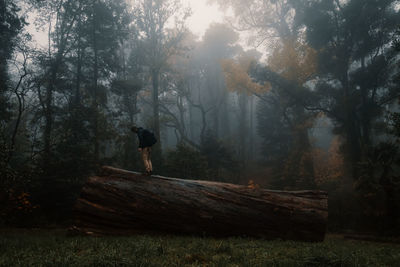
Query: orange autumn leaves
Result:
<box><xmin>221</xmin><ymin>54</ymin><xmax>269</xmax><ymax>95</ymax></box>
<box><xmin>313</xmin><ymin>136</ymin><xmax>345</xmax><ymax>185</ymax></box>
<box><xmin>7</xmin><ymin>189</ymin><xmax>39</xmax><ymax>213</ymax></box>
<box><xmin>268</xmin><ymin>39</ymin><xmax>318</xmax><ymax>85</ymax></box>
<box><xmin>221</xmin><ymin>39</ymin><xmax>318</xmax><ymax>95</ymax></box>
<box><xmin>221</xmin><ymin>39</ymin><xmax>345</xmax><ymax>185</ymax></box>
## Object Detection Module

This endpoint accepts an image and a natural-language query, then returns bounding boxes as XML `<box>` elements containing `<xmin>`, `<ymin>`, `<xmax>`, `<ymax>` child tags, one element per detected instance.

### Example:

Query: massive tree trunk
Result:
<box><xmin>72</xmin><ymin>166</ymin><xmax>328</xmax><ymax>242</ymax></box>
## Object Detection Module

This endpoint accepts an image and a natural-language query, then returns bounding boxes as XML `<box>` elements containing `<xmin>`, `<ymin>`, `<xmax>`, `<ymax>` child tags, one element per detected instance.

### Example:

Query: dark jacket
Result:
<box><xmin>136</xmin><ymin>127</ymin><xmax>153</xmax><ymax>148</ymax></box>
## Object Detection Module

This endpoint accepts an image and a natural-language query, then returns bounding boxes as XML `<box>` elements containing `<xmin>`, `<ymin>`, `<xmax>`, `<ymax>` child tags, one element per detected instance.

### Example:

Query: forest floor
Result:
<box><xmin>0</xmin><ymin>229</ymin><xmax>399</xmax><ymax>266</ymax></box>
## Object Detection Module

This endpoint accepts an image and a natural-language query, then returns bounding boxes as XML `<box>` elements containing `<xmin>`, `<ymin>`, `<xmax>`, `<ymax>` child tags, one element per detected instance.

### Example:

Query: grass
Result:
<box><xmin>0</xmin><ymin>229</ymin><xmax>399</xmax><ymax>266</ymax></box>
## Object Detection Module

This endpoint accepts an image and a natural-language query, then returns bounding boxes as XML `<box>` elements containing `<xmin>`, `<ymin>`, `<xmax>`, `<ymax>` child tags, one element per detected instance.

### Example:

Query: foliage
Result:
<box><xmin>1</xmin><ymin>190</ymin><xmax>40</xmax><ymax>227</ymax></box>
<box><xmin>0</xmin><ymin>0</ymin><xmax>134</xmax><ymax>224</ymax></box>
<box><xmin>210</xmin><ymin>0</ymin><xmax>295</xmax><ymax>43</ymax></box>
<box><xmin>268</xmin><ymin>38</ymin><xmax>317</xmax><ymax>85</ymax></box>
<box><xmin>351</xmin><ymin>104</ymin><xmax>400</xmax><ymax>232</ymax></box>
<box><xmin>164</xmin><ymin>143</ymin><xmax>208</xmax><ymax>179</ymax></box>
<box><xmin>313</xmin><ymin>136</ymin><xmax>345</xmax><ymax>185</ymax></box>
<box><xmin>163</xmin><ymin>136</ymin><xmax>240</xmax><ymax>182</ymax></box>
<box><xmin>221</xmin><ymin>51</ymin><xmax>269</xmax><ymax>95</ymax></box>
<box><xmin>1</xmin><ymin>230</ymin><xmax>400</xmax><ymax>266</ymax></box>
<box><xmin>354</xmin><ymin>142</ymin><xmax>400</xmax><ymax>232</ymax></box>
<box><xmin>0</xmin><ymin>150</ymin><xmax>41</xmax><ymax>226</ymax></box>
<box><xmin>256</xmin><ymin>39</ymin><xmax>318</xmax><ymax>189</ymax></box>
<box><xmin>132</xmin><ymin>0</ymin><xmax>191</xmax><ymax>165</ymax></box>
<box><xmin>112</xmin><ymin>131</ymin><xmax>140</xmax><ymax>171</ymax></box>
<box><xmin>245</xmin><ymin>0</ymin><xmax>400</xmax><ymax>230</ymax></box>
<box><xmin>200</xmin><ymin>131</ymin><xmax>240</xmax><ymax>182</ymax></box>
<box><xmin>0</xmin><ymin>0</ymin><xmax>26</xmax><ymax>123</ymax></box>
<box><xmin>292</xmin><ymin>0</ymin><xmax>400</xmax><ymax>175</ymax></box>
<box><xmin>256</xmin><ymin>97</ymin><xmax>291</xmax><ymax>163</ymax></box>
<box><xmin>388</xmin><ymin>111</ymin><xmax>400</xmax><ymax>142</ymax></box>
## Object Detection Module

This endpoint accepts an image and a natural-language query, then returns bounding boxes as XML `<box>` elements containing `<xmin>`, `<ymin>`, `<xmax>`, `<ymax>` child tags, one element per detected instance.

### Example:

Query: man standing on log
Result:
<box><xmin>131</xmin><ymin>125</ymin><xmax>157</xmax><ymax>175</ymax></box>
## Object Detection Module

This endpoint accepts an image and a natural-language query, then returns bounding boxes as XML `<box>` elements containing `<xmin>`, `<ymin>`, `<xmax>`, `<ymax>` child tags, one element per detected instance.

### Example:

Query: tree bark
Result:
<box><xmin>92</xmin><ymin>0</ymin><xmax>99</xmax><ymax>163</ymax></box>
<box><xmin>151</xmin><ymin>69</ymin><xmax>162</xmax><ymax>167</ymax></box>
<box><xmin>72</xmin><ymin>166</ymin><xmax>328</xmax><ymax>242</ymax></box>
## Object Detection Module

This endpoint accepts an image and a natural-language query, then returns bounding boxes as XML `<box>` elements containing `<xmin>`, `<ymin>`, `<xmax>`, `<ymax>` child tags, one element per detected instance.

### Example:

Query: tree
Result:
<box><xmin>6</xmin><ymin>35</ymin><xmax>33</xmax><ymax>165</ymax></box>
<box><xmin>85</xmin><ymin>0</ymin><xmax>131</xmax><ymax>163</ymax></box>
<box><xmin>223</xmin><ymin>39</ymin><xmax>318</xmax><ymax>189</ymax></box>
<box><xmin>199</xmin><ymin>23</ymin><xmax>240</xmax><ymax>139</ymax></box>
<box><xmin>200</xmin><ymin>131</ymin><xmax>240</xmax><ymax>182</ymax></box>
<box><xmin>264</xmin><ymin>39</ymin><xmax>318</xmax><ymax>189</ymax></box>
<box><xmin>166</xmin><ymin>25</ymin><xmax>240</xmax><ymax>146</ymax></box>
<box><xmin>247</xmin><ymin>0</ymin><xmax>400</xmax><ymax>231</ymax></box>
<box><xmin>6</xmin><ymin>0</ymin><xmax>134</xmax><ymax>220</ymax></box>
<box><xmin>111</xmin><ymin>78</ymin><xmax>142</xmax><ymax>170</ymax></box>
<box><xmin>221</xmin><ymin>49</ymin><xmax>265</xmax><ymax>164</ymax></box>
<box><xmin>0</xmin><ymin>0</ymin><xmax>29</xmax><ymax>203</ymax></box>
<box><xmin>133</xmin><ymin>0</ymin><xmax>190</xmax><ymax>165</ymax></box>
<box><xmin>164</xmin><ymin>143</ymin><xmax>208</xmax><ymax>179</ymax></box>
<box><xmin>73</xmin><ymin>166</ymin><xmax>328</xmax><ymax>242</ymax></box>
<box><xmin>313</xmin><ymin>136</ymin><xmax>345</xmax><ymax>185</ymax></box>
<box><xmin>290</xmin><ymin>0</ymin><xmax>400</xmax><ymax>179</ymax></box>
<box><xmin>31</xmin><ymin>0</ymin><xmax>83</xmax><ymax>166</ymax></box>
<box><xmin>211</xmin><ymin>0</ymin><xmax>296</xmax><ymax>43</ymax></box>
<box><xmin>214</xmin><ymin>0</ymin><xmax>320</xmax><ymax>188</ymax></box>
<box><xmin>0</xmin><ymin>0</ymin><xmax>26</xmax><ymax>124</ymax></box>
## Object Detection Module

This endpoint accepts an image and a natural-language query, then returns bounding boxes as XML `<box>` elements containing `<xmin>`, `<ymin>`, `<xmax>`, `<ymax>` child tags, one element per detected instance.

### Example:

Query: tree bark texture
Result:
<box><xmin>72</xmin><ymin>166</ymin><xmax>328</xmax><ymax>241</ymax></box>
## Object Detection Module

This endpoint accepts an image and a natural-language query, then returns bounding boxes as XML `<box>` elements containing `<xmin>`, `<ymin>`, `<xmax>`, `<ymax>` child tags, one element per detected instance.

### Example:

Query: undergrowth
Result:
<box><xmin>0</xmin><ymin>229</ymin><xmax>399</xmax><ymax>266</ymax></box>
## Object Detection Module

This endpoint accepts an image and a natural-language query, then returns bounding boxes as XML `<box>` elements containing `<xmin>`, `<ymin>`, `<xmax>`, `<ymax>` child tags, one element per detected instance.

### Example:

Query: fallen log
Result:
<box><xmin>72</xmin><ymin>166</ymin><xmax>328</xmax><ymax>241</ymax></box>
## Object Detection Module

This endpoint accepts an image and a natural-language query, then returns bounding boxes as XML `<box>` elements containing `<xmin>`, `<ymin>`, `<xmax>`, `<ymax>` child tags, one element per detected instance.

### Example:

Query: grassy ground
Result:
<box><xmin>0</xmin><ymin>229</ymin><xmax>399</xmax><ymax>266</ymax></box>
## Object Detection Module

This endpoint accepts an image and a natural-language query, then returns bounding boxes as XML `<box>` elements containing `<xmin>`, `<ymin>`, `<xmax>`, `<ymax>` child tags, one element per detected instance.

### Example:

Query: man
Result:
<box><xmin>131</xmin><ymin>125</ymin><xmax>157</xmax><ymax>175</ymax></box>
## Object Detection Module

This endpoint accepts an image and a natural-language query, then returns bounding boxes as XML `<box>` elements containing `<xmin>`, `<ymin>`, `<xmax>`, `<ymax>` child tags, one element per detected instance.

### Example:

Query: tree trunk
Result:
<box><xmin>92</xmin><ymin>1</ymin><xmax>99</xmax><ymax>164</ymax></box>
<box><xmin>238</xmin><ymin>92</ymin><xmax>248</xmax><ymax>163</ymax></box>
<box><xmin>43</xmin><ymin>67</ymin><xmax>56</xmax><ymax>164</ymax></box>
<box><xmin>75</xmin><ymin>13</ymin><xmax>82</xmax><ymax>109</ymax></box>
<box><xmin>72</xmin><ymin>166</ymin><xmax>328</xmax><ymax>242</ymax></box>
<box><xmin>249</xmin><ymin>95</ymin><xmax>254</xmax><ymax>160</ymax></box>
<box><xmin>151</xmin><ymin>69</ymin><xmax>160</xmax><ymax>141</ymax></box>
<box><xmin>151</xmin><ymin>69</ymin><xmax>162</xmax><ymax>168</ymax></box>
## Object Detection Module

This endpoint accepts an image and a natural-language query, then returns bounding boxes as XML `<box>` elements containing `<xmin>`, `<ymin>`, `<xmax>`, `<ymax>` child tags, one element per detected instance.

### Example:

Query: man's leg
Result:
<box><xmin>142</xmin><ymin>147</ymin><xmax>151</xmax><ymax>174</ymax></box>
<box><xmin>142</xmin><ymin>148</ymin><xmax>150</xmax><ymax>173</ymax></box>
<box><xmin>147</xmin><ymin>147</ymin><xmax>152</xmax><ymax>173</ymax></box>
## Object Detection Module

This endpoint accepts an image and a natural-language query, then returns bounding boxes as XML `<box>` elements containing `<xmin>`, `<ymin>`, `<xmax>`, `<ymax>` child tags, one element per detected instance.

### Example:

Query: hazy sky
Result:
<box><xmin>182</xmin><ymin>0</ymin><xmax>227</xmax><ymax>38</ymax></box>
<box><xmin>183</xmin><ymin>0</ymin><xmax>254</xmax><ymax>53</ymax></box>
<box><xmin>28</xmin><ymin>0</ymin><xmax>227</xmax><ymax>44</ymax></box>
<box><xmin>27</xmin><ymin>0</ymin><xmax>243</xmax><ymax>54</ymax></box>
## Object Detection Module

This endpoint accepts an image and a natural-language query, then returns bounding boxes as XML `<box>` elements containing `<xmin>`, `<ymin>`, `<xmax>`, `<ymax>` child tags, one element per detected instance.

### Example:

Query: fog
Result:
<box><xmin>1</xmin><ymin>0</ymin><xmax>399</xmax><ymax>234</ymax></box>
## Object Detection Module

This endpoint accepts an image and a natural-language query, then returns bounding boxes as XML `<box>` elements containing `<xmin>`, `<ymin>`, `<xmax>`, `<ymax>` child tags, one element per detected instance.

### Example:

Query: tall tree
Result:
<box><xmin>221</xmin><ymin>49</ymin><xmax>263</xmax><ymax>164</ymax></box>
<box><xmin>214</xmin><ymin>0</ymin><xmax>321</xmax><ymax>187</ymax></box>
<box><xmin>0</xmin><ymin>0</ymin><xmax>26</xmax><ymax>124</ymax></box>
<box><xmin>28</xmin><ymin>0</ymin><xmax>130</xmax><ymax>170</ymax></box>
<box><xmin>86</xmin><ymin>0</ymin><xmax>130</xmax><ymax>163</ymax></box>
<box><xmin>133</xmin><ymin>0</ymin><xmax>190</xmax><ymax>164</ymax></box>
<box><xmin>266</xmin><ymin>39</ymin><xmax>318</xmax><ymax>188</ymax></box>
<box><xmin>290</xmin><ymin>0</ymin><xmax>400</xmax><ymax>179</ymax></box>
<box><xmin>198</xmin><ymin>23</ymin><xmax>240</xmax><ymax>138</ymax></box>
<box><xmin>32</xmin><ymin>0</ymin><xmax>82</xmax><ymax>166</ymax></box>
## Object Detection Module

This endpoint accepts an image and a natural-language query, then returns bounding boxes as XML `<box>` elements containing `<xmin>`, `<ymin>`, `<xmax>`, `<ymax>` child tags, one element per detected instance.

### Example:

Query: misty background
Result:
<box><xmin>1</xmin><ymin>0</ymin><xmax>400</xmax><ymax>234</ymax></box>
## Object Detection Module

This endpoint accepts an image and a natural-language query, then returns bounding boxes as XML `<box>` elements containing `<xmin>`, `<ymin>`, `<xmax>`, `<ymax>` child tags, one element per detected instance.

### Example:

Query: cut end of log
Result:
<box><xmin>72</xmin><ymin>166</ymin><xmax>328</xmax><ymax>242</ymax></box>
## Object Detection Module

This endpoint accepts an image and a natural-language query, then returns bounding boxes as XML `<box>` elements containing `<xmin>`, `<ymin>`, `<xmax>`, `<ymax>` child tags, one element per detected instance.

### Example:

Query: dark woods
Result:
<box><xmin>1</xmin><ymin>0</ymin><xmax>400</xmax><ymax>235</ymax></box>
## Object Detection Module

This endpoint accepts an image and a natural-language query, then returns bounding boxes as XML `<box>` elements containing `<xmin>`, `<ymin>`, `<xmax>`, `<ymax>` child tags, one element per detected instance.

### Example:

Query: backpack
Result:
<box><xmin>143</xmin><ymin>130</ymin><xmax>157</xmax><ymax>146</ymax></box>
